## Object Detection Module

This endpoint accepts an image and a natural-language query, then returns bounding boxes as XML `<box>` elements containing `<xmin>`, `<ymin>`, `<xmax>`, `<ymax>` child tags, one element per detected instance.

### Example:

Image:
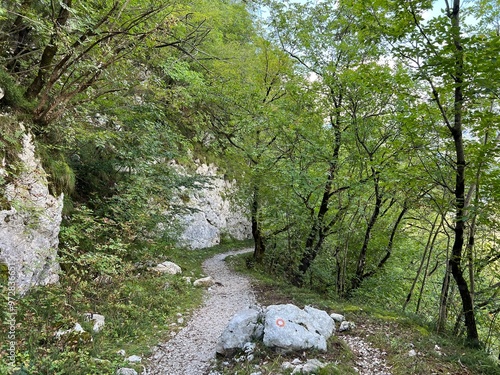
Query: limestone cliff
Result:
<box><xmin>0</xmin><ymin>122</ymin><xmax>63</xmax><ymax>294</ymax></box>
<box><xmin>177</xmin><ymin>163</ymin><xmax>251</xmax><ymax>249</ymax></box>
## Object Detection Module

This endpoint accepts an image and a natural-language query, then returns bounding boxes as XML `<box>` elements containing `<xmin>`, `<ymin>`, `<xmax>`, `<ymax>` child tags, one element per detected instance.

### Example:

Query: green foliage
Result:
<box><xmin>0</xmin><ymin>68</ymin><xmax>34</xmax><ymax>111</ymax></box>
<box><xmin>37</xmin><ymin>144</ymin><xmax>75</xmax><ymax>197</ymax></box>
<box><xmin>0</xmin><ymin>113</ymin><xmax>24</xmax><ymax>208</ymax></box>
<box><xmin>58</xmin><ymin>205</ymin><xmax>127</xmax><ymax>281</ymax></box>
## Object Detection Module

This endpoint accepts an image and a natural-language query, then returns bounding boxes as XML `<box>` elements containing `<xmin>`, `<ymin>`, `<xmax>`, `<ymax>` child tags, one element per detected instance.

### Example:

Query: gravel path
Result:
<box><xmin>341</xmin><ymin>334</ymin><xmax>392</xmax><ymax>375</ymax></box>
<box><xmin>144</xmin><ymin>248</ymin><xmax>255</xmax><ymax>375</ymax></box>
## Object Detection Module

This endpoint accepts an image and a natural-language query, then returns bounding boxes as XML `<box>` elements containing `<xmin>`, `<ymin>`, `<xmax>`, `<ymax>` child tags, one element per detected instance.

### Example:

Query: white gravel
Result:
<box><xmin>341</xmin><ymin>334</ymin><xmax>393</xmax><ymax>375</ymax></box>
<box><xmin>144</xmin><ymin>248</ymin><xmax>255</xmax><ymax>375</ymax></box>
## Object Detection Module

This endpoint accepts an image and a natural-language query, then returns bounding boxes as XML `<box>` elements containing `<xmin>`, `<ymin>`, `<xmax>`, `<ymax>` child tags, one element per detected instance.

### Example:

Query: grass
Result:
<box><xmin>222</xmin><ymin>252</ymin><xmax>500</xmax><ymax>375</ymax></box>
<box><xmin>0</xmin><ymin>239</ymin><xmax>253</xmax><ymax>375</ymax></box>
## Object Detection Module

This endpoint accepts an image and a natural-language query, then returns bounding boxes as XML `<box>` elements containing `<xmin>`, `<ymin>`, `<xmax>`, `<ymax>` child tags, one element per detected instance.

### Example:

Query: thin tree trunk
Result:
<box><xmin>351</xmin><ymin>168</ymin><xmax>381</xmax><ymax>291</ymax></box>
<box><xmin>437</xmin><ymin>260</ymin><xmax>452</xmax><ymax>333</ymax></box>
<box><xmin>403</xmin><ymin>213</ymin><xmax>440</xmax><ymax>311</ymax></box>
<box><xmin>361</xmin><ymin>203</ymin><xmax>408</xmax><ymax>281</ymax></box>
<box><xmin>416</xmin><ymin>219</ymin><xmax>441</xmax><ymax>313</ymax></box>
<box><xmin>437</xmin><ymin>232</ymin><xmax>452</xmax><ymax>333</ymax></box>
<box><xmin>251</xmin><ymin>185</ymin><xmax>266</xmax><ymax>263</ymax></box>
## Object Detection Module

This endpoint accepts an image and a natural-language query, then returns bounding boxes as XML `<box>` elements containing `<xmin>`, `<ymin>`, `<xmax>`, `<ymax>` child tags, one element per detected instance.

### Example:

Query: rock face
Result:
<box><xmin>177</xmin><ymin>163</ymin><xmax>251</xmax><ymax>249</ymax></box>
<box><xmin>0</xmin><ymin>127</ymin><xmax>63</xmax><ymax>294</ymax></box>
<box><xmin>263</xmin><ymin>304</ymin><xmax>335</xmax><ymax>352</ymax></box>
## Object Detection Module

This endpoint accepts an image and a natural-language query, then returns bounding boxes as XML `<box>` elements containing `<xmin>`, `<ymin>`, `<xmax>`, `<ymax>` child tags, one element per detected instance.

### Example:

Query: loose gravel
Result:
<box><xmin>341</xmin><ymin>334</ymin><xmax>393</xmax><ymax>375</ymax></box>
<box><xmin>144</xmin><ymin>248</ymin><xmax>255</xmax><ymax>375</ymax></box>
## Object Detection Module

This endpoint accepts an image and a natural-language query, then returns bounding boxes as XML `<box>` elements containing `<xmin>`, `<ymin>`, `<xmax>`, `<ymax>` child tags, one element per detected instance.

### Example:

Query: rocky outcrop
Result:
<box><xmin>177</xmin><ymin>163</ymin><xmax>251</xmax><ymax>249</ymax></box>
<box><xmin>0</xmin><ymin>124</ymin><xmax>63</xmax><ymax>294</ymax></box>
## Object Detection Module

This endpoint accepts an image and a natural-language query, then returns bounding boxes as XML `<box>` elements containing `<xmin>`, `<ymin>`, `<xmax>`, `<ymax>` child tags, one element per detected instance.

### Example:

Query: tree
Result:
<box><xmin>264</xmin><ymin>1</ymin><xmax>415</xmax><ymax>289</ymax></box>
<box><xmin>362</xmin><ymin>0</ymin><xmax>500</xmax><ymax>346</ymax></box>
<box><xmin>203</xmin><ymin>36</ymin><xmax>295</xmax><ymax>263</ymax></box>
<box><xmin>0</xmin><ymin>0</ymin><xmax>211</xmax><ymax>126</ymax></box>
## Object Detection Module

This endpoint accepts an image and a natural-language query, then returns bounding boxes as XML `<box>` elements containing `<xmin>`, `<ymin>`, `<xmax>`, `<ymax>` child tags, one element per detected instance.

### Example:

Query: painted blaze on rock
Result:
<box><xmin>217</xmin><ymin>304</ymin><xmax>336</xmax><ymax>355</ymax></box>
<box><xmin>263</xmin><ymin>304</ymin><xmax>335</xmax><ymax>352</ymax></box>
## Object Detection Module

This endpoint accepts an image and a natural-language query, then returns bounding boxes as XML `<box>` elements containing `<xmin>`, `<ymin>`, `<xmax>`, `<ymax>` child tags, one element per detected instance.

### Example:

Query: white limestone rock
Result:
<box><xmin>329</xmin><ymin>313</ymin><xmax>345</xmax><ymax>323</ymax></box>
<box><xmin>216</xmin><ymin>306</ymin><xmax>264</xmax><ymax>355</ymax></box>
<box><xmin>282</xmin><ymin>358</ymin><xmax>326</xmax><ymax>374</ymax></box>
<box><xmin>193</xmin><ymin>276</ymin><xmax>215</xmax><ymax>287</ymax></box>
<box><xmin>304</xmin><ymin>305</ymin><xmax>335</xmax><ymax>337</ymax></box>
<box><xmin>263</xmin><ymin>304</ymin><xmax>334</xmax><ymax>352</ymax></box>
<box><xmin>0</xmin><ymin>125</ymin><xmax>63</xmax><ymax>294</ymax></box>
<box><xmin>55</xmin><ymin>323</ymin><xmax>86</xmax><ymax>338</ymax></box>
<box><xmin>339</xmin><ymin>321</ymin><xmax>356</xmax><ymax>332</ymax></box>
<box><xmin>83</xmin><ymin>313</ymin><xmax>105</xmax><ymax>332</ymax></box>
<box><xmin>295</xmin><ymin>359</ymin><xmax>327</xmax><ymax>374</ymax></box>
<box><xmin>151</xmin><ymin>261</ymin><xmax>182</xmax><ymax>275</ymax></box>
<box><xmin>175</xmin><ymin>163</ymin><xmax>251</xmax><ymax>250</ymax></box>
<box><xmin>126</xmin><ymin>355</ymin><xmax>142</xmax><ymax>363</ymax></box>
<box><xmin>116</xmin><ymin>368</ymin><xmax>138</xmax><ymax>375</ymax></box>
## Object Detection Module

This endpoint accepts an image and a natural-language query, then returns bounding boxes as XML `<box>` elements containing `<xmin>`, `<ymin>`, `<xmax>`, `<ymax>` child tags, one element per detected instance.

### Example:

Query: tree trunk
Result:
<box><xmin>351</xmin><ymin>169</ymin><xmax>381</xmax><ymax>291</ymax></box>
<box><xmin>403</xmin><ymin>213</ymin><xmax>440</xmax><ymax>311</ymax></box>
<box><xmin>447</xmin><ymin>0</ymin><xmax>479</xmax><ymax>347</ymax></box>
<box><xmin>251</xmin><ymin>185</ymin><xmax>265</xmax><ymax>263</ymax></box>
<box><xmin>251</xmin><ymin>187</ymin><xmax>266</xmax><ymax>263</ymax></box>
<box><xmin>25</xmin><ymin>0</ymin><xmax>72</xmax><ymax>100</ymax></box>
<box><xmin>416</xmin><ymin>219</ymin><xmax>440</xmax><ymax>313</ymax></box>
<box><xmin>437</xmin><ymin>232</ymin><xmax>452</xmax><ymax>333</ymax></box>
<box><xmin>437</xmin><ymin>259</ymin><xmax>452</xmax><ymax>333</ymax></box>
<box><xmin>295</xmin><ymin>112</ymin><xmax>342</xmax><ymax>285</ymax></box>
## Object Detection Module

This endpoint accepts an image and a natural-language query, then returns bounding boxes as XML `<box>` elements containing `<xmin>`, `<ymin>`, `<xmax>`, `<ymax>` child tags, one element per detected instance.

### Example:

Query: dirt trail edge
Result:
<box><xmin>144</xmin><ymin>248</ymin><xmax>255</xmax><ymax>375</ymax></box>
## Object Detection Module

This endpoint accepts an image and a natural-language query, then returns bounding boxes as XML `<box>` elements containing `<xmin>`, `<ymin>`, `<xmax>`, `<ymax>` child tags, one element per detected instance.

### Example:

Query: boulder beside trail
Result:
<box><xmin>217</xmin><ymin>304</ymin><xmax>337</xmax><ymax>355</ymax></box>
<box><xmin>216</xmin><ymin>306</ymin><xmax>264</xmax><ymax>355</ymax></box>
<box><xmin>263</xmin><ymin>304</ymin><xmax>334</xmax><ymax>352</ymax></box>
<box><xmin>151</xmin><ymin>261</ymin><xmax>182</xmax><ymax>275</ymax></box>
<box><xmin>193</xmin><ymin>276</ymin><xmax>215</xmax><ymax>287</ymax></box>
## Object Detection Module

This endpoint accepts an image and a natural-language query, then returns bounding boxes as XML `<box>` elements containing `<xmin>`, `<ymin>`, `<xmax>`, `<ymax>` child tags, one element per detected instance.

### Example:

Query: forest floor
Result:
<box><xmin>143</xmin><ymin>248</ymin><xmax>397</xmax><ymax>375</ymax></box>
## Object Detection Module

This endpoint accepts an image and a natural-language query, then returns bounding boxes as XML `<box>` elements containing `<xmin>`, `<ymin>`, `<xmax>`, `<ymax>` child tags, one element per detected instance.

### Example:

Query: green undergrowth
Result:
<box><xmin>0</xmin><ymin>239</ymin><xmax>252</xmax><ymax>375</ymax></box>
<box><xmin>224</xmin><ymin>253</ymin><xmax>500</xmax><ymax>375</ymax></box>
